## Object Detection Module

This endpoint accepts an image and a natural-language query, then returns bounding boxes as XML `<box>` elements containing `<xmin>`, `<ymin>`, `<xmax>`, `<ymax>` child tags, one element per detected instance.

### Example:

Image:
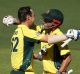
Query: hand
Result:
<box><xmin>56</xmin><ymin>71</ymin><xmax>67</xmax><ymax>74</ymax></box>
<box><xmin>2</xmin><ymin>15</ymin><xmax>16</xmax><ymax>26</ymax></box>
<box><xmin>77</xmin><ymin>30</ymin><xmax>80</xmax><ymax>39</ymax></box>
<box><xmin>66</xmin><ymin>29</ymin><xmax>80</xmax><ymax>40</ymax></box>
<box><xmin>56</xmin><ymin>71</ymin><xmax>62</xmax><ymax>74</ymax></box>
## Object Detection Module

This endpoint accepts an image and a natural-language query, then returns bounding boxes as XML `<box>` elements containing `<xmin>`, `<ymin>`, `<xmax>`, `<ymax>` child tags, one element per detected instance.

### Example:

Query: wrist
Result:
<box><xmin>56</xmin><ymin>71</ymin><xmax>67</xmax><ymax>74</ymax></box>
<box><xmin>56</xmin><ymin>71</ymin><xmax>62</xmax><ymax>74</ymax></box>
<box><xmin>77</xmin><ymin>30</ymin><xmax>80</xmax><ymax>38</ymax></box>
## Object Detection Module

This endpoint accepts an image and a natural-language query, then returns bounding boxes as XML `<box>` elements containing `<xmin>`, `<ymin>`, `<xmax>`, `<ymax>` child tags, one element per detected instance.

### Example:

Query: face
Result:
<box><xmin>43</xmin><ymin>22</ymin><xmax>54</xmax><ymax>29</ymax></box>
<box><xmin>43</xmin><ymin>19</ymin><xmax>61</xmax><ymax>30</ymax></box>
<box><xmin>31</xmin><ymin>11</ymin><xmax>35</xmax><ymax>23</ymax></box>
<box><xmin>26</xmin><ymin>10</ymin><xmax>35</xmax><ymax>27</ymax></box>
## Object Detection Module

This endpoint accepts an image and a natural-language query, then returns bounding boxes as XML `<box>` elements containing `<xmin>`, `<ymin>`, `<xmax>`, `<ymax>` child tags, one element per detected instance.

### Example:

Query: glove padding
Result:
<box><xmin>56</xmin><ymin>71</ymin><xmax>67</xmax><ymax>74</ymax></box>
<box><xmin>56</xmin><ymin>71</ymin><xmax>62</xmax><ymax>74</ymax></box>
<box><xmin>3</xmin><ymin>15</ymin><xmax>15</xmax><ymax>26</ymax></box>
<box><xmin>66</xmin><ymin>29</ymin><xmax>80</xmax><ymax>40</ymax></box>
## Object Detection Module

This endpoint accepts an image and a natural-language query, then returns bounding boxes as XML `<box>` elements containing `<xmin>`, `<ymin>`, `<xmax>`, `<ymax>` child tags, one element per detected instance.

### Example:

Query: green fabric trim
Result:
<box><xmin>20</xmin><ymin>36</ymin><xmax>36</xmax><ymax>71</ymax></box>
<box><xmin>10</xmin><ymin>70</ymin><xmax>25</xmax><ymax>74</ymax></box>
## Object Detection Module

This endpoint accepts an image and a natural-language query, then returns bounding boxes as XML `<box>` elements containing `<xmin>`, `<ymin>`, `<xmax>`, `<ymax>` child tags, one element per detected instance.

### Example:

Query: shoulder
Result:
<box><xmin>53</xmin><ymin>28</ymin><xmax>63</xmax><ymax>35</ymax></box>
<box><xmin>36</xmin><ymin>25</ymin><xmax>43</xmax><ymax>31</ymax></box>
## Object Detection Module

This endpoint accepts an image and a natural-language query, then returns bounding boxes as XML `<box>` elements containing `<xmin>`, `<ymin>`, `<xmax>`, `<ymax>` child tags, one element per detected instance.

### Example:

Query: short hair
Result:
<box><xmin>18</xmin><ymin>6</ymin><xmax>32</xmax><ymax>22</ymax></box>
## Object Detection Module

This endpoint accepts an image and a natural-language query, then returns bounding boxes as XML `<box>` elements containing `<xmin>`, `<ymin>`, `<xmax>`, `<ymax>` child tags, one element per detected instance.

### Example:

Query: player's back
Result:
<box><xmin>11</xmin><ymin>25</ymin><xmax>35</xmax><ymax>71</ymax></box>
<box><xmin>11</xmin><ymin>27</ymin><xmax>24</xmax><ymax>70</ymax></box>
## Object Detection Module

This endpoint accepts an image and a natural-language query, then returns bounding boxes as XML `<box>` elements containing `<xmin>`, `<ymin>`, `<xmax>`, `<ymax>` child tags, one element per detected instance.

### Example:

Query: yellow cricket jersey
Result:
<box><xmin>11</xmin><ymin>24</ymin><xmax>44</xmax><ymax>72</ymax></box>
<box><xmin>36</xmin><ymin>26</ymin><xmax>70</xmax><ymax>73</ymax></box>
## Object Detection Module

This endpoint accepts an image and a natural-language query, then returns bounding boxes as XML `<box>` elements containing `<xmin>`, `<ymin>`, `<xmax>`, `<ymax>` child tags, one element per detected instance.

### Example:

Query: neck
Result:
<box><xmin>45</xmin><ymin>28</ymin><xmax>57</xmax><ymax>34</ymax></box>
<box><xmin>23</xmin><ymin>21</ymin><xmax>30</xmax><ymax>28</ymax></box>
<box><xmin>51</xmin><ymin>27</ymin><xmax>57</xmax><ymax>32</ymax></box>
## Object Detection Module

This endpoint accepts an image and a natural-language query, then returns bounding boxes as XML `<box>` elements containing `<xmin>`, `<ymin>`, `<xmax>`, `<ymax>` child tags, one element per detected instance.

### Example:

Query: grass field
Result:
<box><xmin>0</xmin><ymin>0</ymin><xmax>80</xmax><ymax>74</ymax></box>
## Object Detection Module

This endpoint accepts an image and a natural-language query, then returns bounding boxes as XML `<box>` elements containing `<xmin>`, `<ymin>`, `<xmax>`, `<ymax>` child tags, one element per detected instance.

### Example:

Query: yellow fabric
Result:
<box><xmin>11</xmin><ymin>24</ymin><xmax>44</xmax><ymax>72</ymax></box>
<box><xmin>36</xmin><ymin>25</ymin><xmax>43</xmax><ymax>32</ymax></box>
<box><xmin>40</xmin><ymin>28</ymin><xmax>70</xmax><ymax>73</ymax></box>
<box><xmin>20</xmin><ymin>25</ymin><xmax>44</xmax><ymax>40</ymax></box>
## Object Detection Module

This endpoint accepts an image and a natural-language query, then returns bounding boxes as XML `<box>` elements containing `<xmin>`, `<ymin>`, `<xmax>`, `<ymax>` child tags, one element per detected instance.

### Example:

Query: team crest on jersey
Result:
<box><xmin>36</xmin><ymin>31</ymin><xmax>41</xmax><ymax>36</ymax></box>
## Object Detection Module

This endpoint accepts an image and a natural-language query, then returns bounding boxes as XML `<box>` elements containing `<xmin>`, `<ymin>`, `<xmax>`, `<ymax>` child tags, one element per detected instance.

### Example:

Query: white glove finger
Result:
<box><xmin>66</xmin><ymin>29</ymin><xmax>74</xmax><ymax>38</ymax></box>
<box><xmin>2</xmin><ymin>15</ymin><xmax>15</xmax><ymax>26</ymax></box>
<box><xmin>66</xmin><ymin>29</ymin><xmax>79</xmax><ymax>40</ymax></box>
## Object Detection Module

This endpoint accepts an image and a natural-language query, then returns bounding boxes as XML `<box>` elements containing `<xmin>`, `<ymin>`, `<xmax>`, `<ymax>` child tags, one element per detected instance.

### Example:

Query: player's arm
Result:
<box><xmin>56</xmin><ymin>51</ymin><xmax>72</xmax><ymax>74</ymax></box>
<box><xmin>3</xmin><ymin>15</ymin><xmax>19</xmax><ymax>26</ymax></box>
<box><xmin>48</xmin><ymin>34</ymin><xmax>68</xmax><ymax>44</ymax></box>
<box><xmin>3</xmin><ymin>15</ymin><xmax>80</xmax><ymax>43</ymax></box>
<box><xmin>41</xmin><ymin>29</ymin><xmax>80</xmax><ymax>44</ymax></box>
<box><xmin>58</xmin><ymin>53</ymin><xmax>72</xmax><ymax>73</ymax></box>
<box><xmin>33</xmin><ymin>28</ymin><xmax>80</xmax><ymax>44</ymax></box>
<box><xmin>3</xmin><ymin>15</ymin><xmax>67</xmax><ymax>43</ymax></box>
<box><xmin>56</xmin><ymin>43</ymin><xmax>71</xmax><ymax>74</ymax></box>
<box><xmin>22</xmin><ymin>26</ymin><xmax>68</xmax><ymax>44</ymax></box>
<box><xmin>33</xmin><ymin>46</ymin><xmax>47</xmax><ymax>61</ymax></box>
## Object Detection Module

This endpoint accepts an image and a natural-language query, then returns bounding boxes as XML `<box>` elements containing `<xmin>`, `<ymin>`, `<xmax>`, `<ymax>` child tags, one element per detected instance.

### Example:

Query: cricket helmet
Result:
<box><xmin>42</xmin><ymin>9</ymin><xmax>64</xmax><ymax>28</ymax></box>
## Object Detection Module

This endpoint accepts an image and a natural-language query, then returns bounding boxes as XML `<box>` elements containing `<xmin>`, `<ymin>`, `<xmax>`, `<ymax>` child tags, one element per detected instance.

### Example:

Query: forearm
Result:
<box><xmin>13</xmin><ymin>18</ymin><xmax>20</xmax><ymax>25</ymax></box>
<box><xmin>59</xmin><ymin>54</ymin><xmax>72</xmax><ymax>72</ymax></box>
<box><xmin>48</xmin><ymin>35</ymin><xmax>68</xmax><ymax>44</ymax></box>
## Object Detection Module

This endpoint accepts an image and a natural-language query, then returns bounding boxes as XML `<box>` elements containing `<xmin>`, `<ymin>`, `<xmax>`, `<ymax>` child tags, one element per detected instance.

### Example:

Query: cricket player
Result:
<box><xmin>34</xmin><ymin>9</ymin><xmax>72</xmax><ymax>74</ymax></box>
<box><xmin>2</xmin><ymin>6</ymin><xmax>80</xmax><ymax>74</ymax></box>
<box><xmin>10</xmin><ymin>6</ymin><xmax>68</xmax><ymax>74</ymax></box>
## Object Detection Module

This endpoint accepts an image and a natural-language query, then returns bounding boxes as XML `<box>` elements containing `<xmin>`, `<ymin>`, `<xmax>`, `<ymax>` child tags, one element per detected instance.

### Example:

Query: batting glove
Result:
<box><xmin>56</xmin><ymin>71</ymin><xmax>62</xmax><ymax>74</ymax></box>
<box><xmin>66</xmin><ymin>29</ymin><xmax>80</xmax><ymax>40</ymax></box>
<box><xmin>56</xmin><ymin>71</ymin><xmax>68</xmax><ymax>74</ymax></box>
<box><xmin>3</xmin><ymin>15</ymin><xmax>16</xmax><ymax>26</ymax></box>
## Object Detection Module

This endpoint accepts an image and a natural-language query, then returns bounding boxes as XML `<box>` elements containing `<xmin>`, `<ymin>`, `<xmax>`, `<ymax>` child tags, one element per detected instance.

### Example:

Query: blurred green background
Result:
<box><xmin>0</xmin><ymin>0</ymin><xmax>80</xmax><ymax>74</ymax></box>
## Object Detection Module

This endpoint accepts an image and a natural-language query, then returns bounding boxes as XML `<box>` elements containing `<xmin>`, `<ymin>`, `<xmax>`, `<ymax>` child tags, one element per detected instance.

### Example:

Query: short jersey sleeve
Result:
<box><xmin>22</xmin><ymin>27</ymin><xmax>44</xmax><ymax>42</ymax></box>
<box><xmin>53</xmin><ymin>28</ymin><xmax>70</xmax><ymax>56</ymax></box>
<box><xmin>58</xmin><ymin>43</ymin><xmax>70</xmax><ymax>56</ymax></box>
<box><xmin>36</xmin><ymin>25</ymin><xmax>43</xmax><ymax>31</ymax></box>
